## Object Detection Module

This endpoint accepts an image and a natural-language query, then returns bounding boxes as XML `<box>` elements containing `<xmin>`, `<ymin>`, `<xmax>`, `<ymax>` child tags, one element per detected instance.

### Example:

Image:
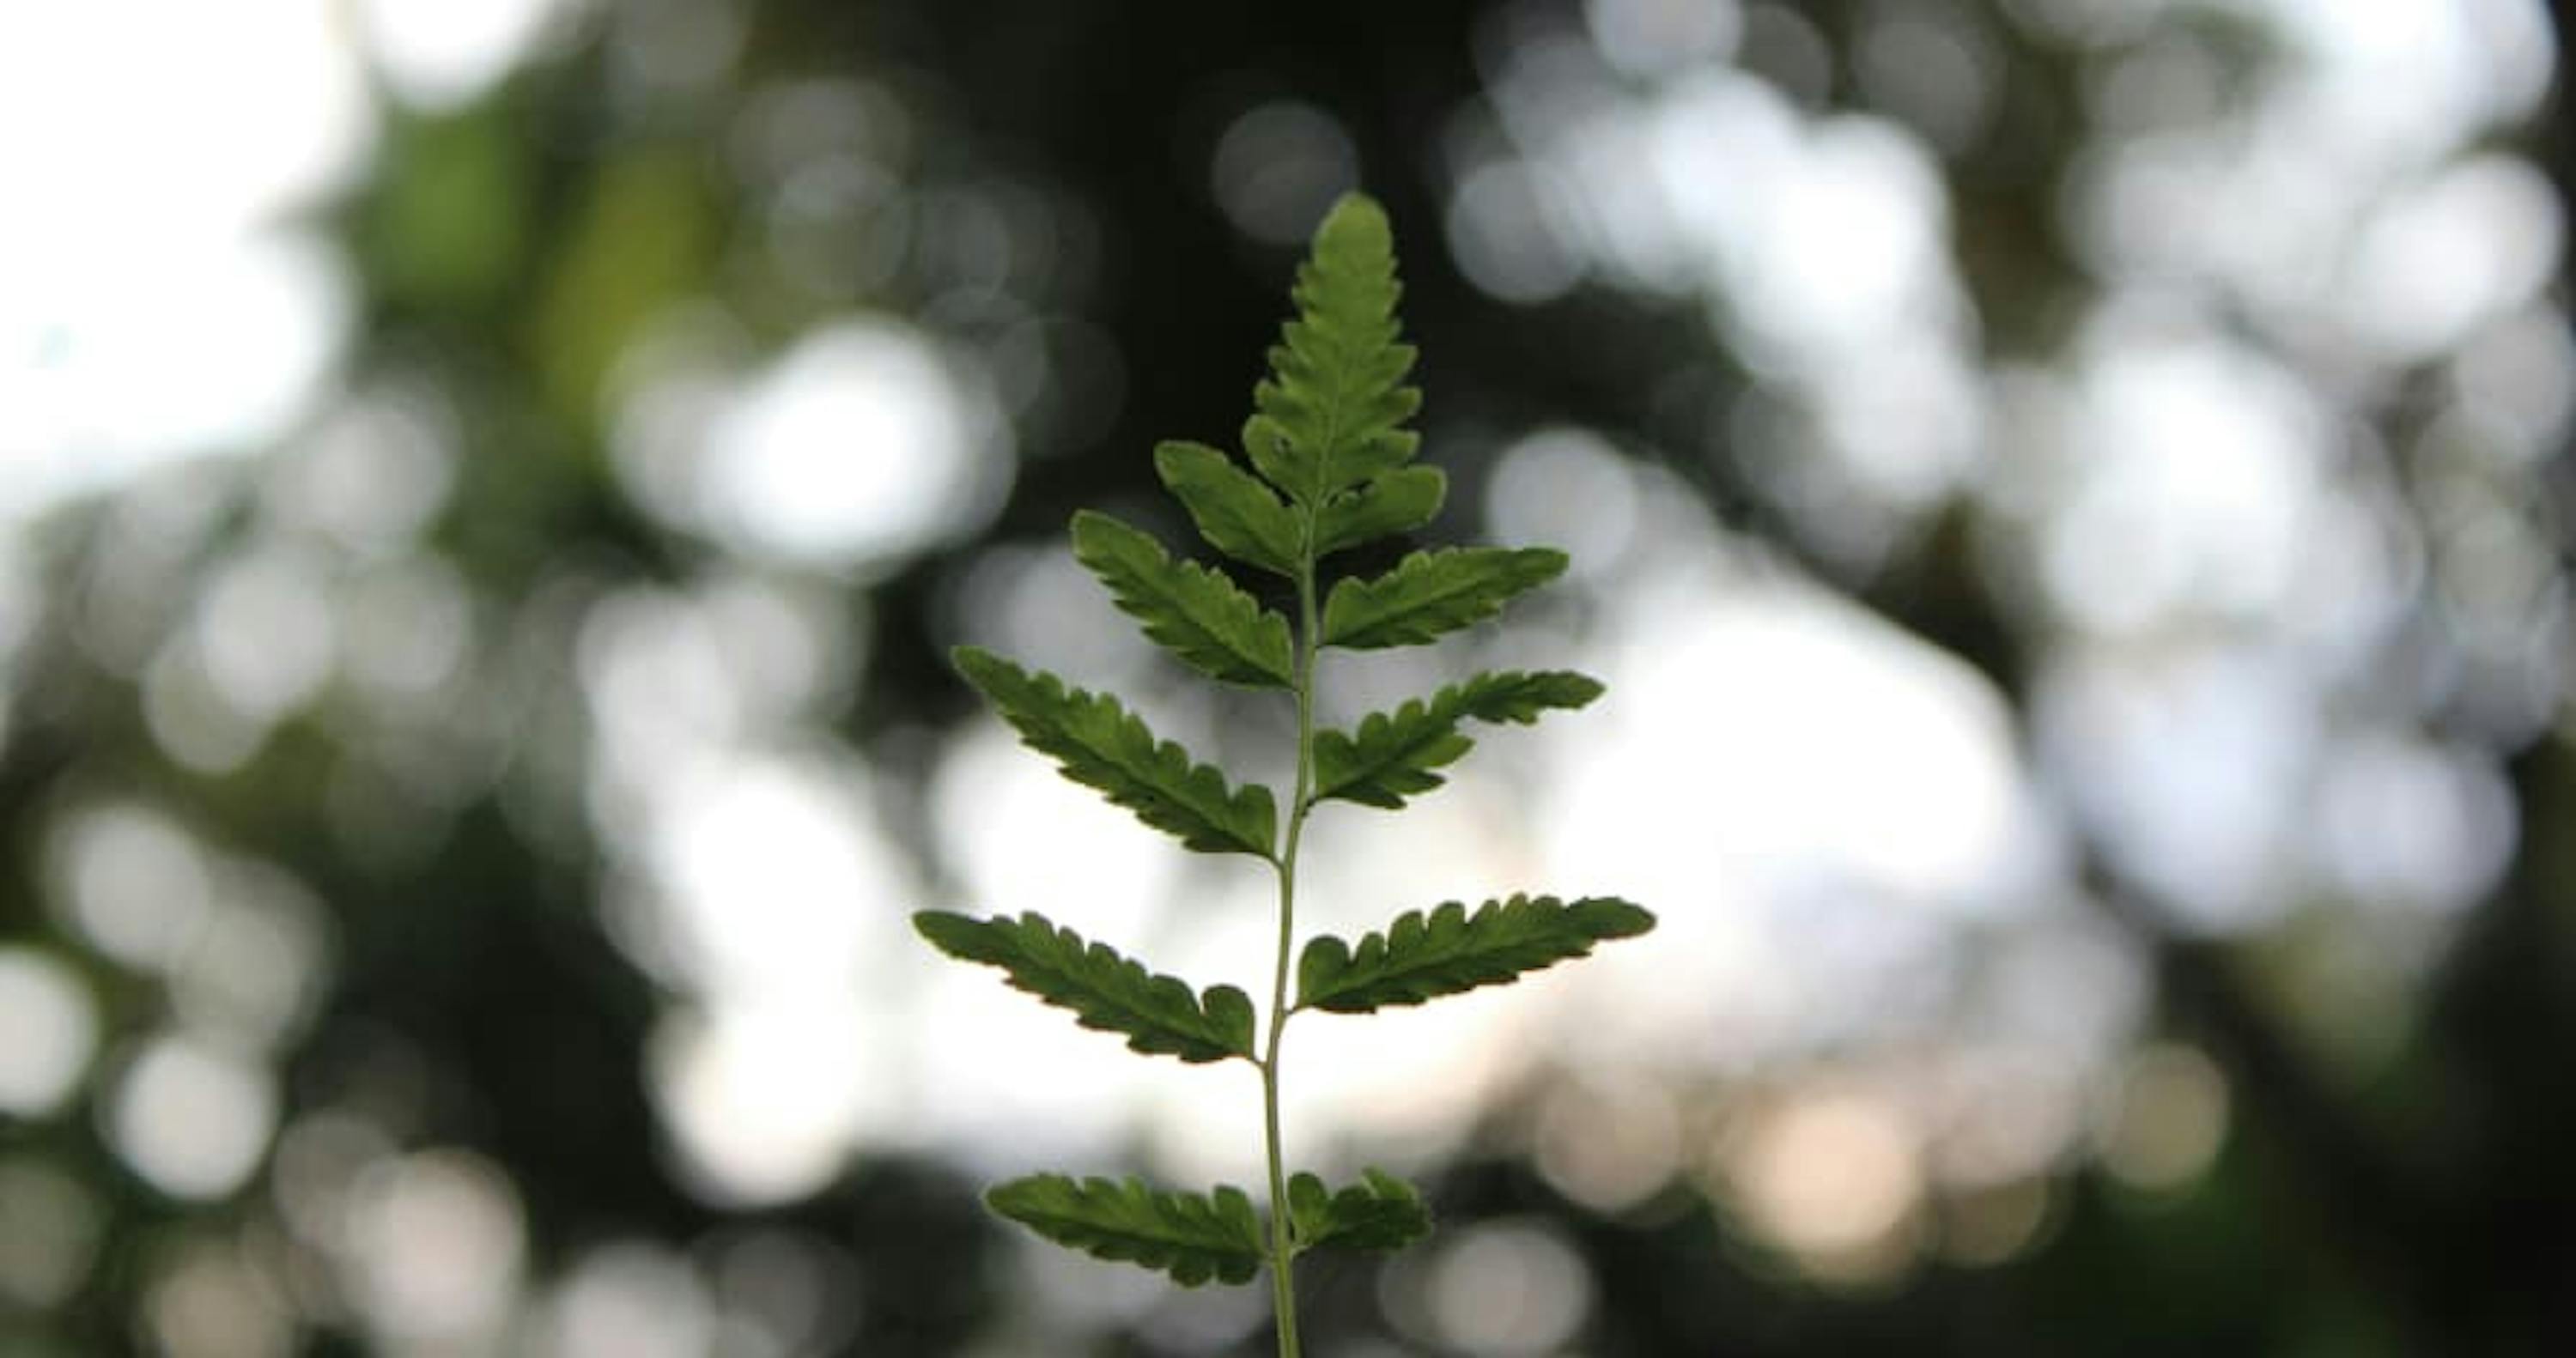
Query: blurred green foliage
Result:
<box><xmin>2</xmin><ymin>0</ymin><xmax>2572</xmax><ymax>1355</ymax></box>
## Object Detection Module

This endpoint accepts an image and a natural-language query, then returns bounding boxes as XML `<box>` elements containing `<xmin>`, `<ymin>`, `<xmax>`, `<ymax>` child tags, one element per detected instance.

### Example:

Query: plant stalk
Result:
<box><xmin>1261</xmin><ymin>557</ymin><xmax>1321</xmax><ymax>1358</ymax></box>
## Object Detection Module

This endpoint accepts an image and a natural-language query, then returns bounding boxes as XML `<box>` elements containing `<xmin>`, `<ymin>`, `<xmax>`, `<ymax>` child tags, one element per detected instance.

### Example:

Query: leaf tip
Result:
<box><xmin>1577</xmin><ymin>897</ymin><xmax>1656</xmax><ymax>940</ymax></box>
<box><xmin>1318</xmin><ymin>191</ymin><xmax>1391</xmax><ymax>247</ymax></box>
<box><xmin>949</xmin><ymin>643</ymin><xmax>1005</xmax><ymax>682</ymax></box>
<box><xmin>910</xmin><ymin>908</ymin><xmax>959</xmax><ymax>939</ymax></box>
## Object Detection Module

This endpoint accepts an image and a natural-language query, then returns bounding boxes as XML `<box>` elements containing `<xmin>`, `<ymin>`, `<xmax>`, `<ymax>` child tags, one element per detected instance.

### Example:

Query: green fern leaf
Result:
<box><xmin>987</xmin><ymin>1174</ymin><xmax>1268</xmax><ymax>1287</ymax></box>
<box><xmin>1287</xmin><ymin>1169</ymin><xmax>1431</xmax><ymax>1254</ymax></box>
<box><xmin>1243</xmin><ymin>195</ymin><xmax>1421</xmax><ymax>507</ymax></box>
<box><xmin>1297</xmin><ymin>894</ymin><xmax>1656</xmax><ymax>1015</ymax></box>
<box><xmin>914</xmin><ymin>911</ymin><xmax>1256</xmax><ymax>1064</ymax></box>
<box><xmin>952</xmin><ymin>646</ymin><xmax>1276</xmax><ymax>858</ymax></box>
<box><xmin>920</xmin><ymin>193</ymin><xmax>1644</xmax><ymax>1326</ymax></box>
<box><xmin>1315</xmin><ymin>466</ymin><xmax>1446</xmax><ymax>557</ymax></box>
<box><xmin>1071</xmin><ymin>511</ymin><xmax>1293</xmax><ymax>688</ymax></box>
<box><xmin>1154</xmin><ymin>440</ymin><xmax>1303</xmax><ymax>577</ymax></box>
<box><xmin>1319</xmin><ymin>547</ymin><xmax>1568</xmax><ymax>651</ymax></box>
<box><xmin>1314</xmin><ymin>670</ymin><xmax>1603</xmax><ymax>809</ymax></box>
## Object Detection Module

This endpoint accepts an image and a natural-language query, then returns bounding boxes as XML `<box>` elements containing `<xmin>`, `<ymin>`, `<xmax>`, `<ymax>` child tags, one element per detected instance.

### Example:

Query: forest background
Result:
<box><xmin>2</xmin><ymin>0</ymin><xmax>2573</xmax><ymax>1353</ymax></box>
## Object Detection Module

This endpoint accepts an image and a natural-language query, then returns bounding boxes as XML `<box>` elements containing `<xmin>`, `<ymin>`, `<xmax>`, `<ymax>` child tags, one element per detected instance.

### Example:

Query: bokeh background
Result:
<box><xmin>3</xmin><ymin>0</ymin><xmax>2572</xmax><ymax>1353</ymax></box>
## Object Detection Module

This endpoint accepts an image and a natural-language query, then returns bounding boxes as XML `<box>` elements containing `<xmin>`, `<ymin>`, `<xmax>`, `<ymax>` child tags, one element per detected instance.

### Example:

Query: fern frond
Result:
<box><xmin>1155</xmin><ymin>440</ymin><xmax>1303</xmax><ymax>577</ymax></box>
<box><xmin>1313</xmin><ymin>670</ymin><xmax>1602</xmax><ymax>809</ymax></box>
<box><xmin>1297</xmin><ymin>895</ymin><xmax>1656</xmax><ymax>1014</ymax></box>
<box><xmin>1072</xmin><ymin>511</ymin><xmax>1293</xmax><ymax>688</ymax></box>
<box><xmin>1314</xmin><ymin>465</ymin><xmax>1445</xmax><ymax>558</ymax></box>
<box><xmin>1319</xmin><ymin>547</ymin><xmax>1567</xmax><ymax>651</ymax></box>
<box><xmin>1242</xmin><ymin>196</ymin><xmax>1421</xmax><ymax>509</ymax></box>
<box><xmin>914</xmin><ymin>911</ymin><xmax>1256</xmax><ymax>1064</ymax></box>
<box><xmin>987</xmin><ymin>1174</ymin><xmax>1268</xmax><ymax>1286</ymax></box>
<box><xmin>1287</xmin><ymin>1169</ymin><xmax>1431</xmax><ymax>1255</ymax></box>
<box><xmin>952</xmin><ymin>646</ymin><xmax>1276</xmax><ymax>858</ymax></box>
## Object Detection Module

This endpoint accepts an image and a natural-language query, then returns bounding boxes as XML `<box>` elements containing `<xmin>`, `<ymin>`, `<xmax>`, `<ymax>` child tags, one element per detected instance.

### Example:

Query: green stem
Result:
<box><xmin>1261</xmin><ymin>557</ymin><xmax>1321</xmax><ymax>1358</ymax></box>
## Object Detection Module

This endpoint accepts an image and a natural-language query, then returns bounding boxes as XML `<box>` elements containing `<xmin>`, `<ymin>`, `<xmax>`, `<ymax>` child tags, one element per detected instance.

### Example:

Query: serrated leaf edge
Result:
<box><xmin>952</xmin><ymin>646</ymin><xmax>1279</xmax><ymax>859</ymax></box>
<box><xmin>1071</xmin><ymin>510</ymin><xmax>1294</xmax><ymax>688</ymax></box>
<box><xmin>1318</xmin><ymin>546</ymin><xmax>1569</xmax><ymax>651</ymax></box>
<box><xmin>1295</xmin><ymin>894</ymin><xmax>1656</xmax><ymax>1015</ymax></box>
<box><xmin>987</xmin><ymin>1173</ymin><xmax>1269</xmax><ymax>1287</ymax></box>
<box><xmin>1285</xmin><ymin>1167</ymin><xmax>1432</xmax><ymax>1256</ymax></box>
<box><xmin>913</xmin><ymin>910</ymin><xmax>1256</xmax><ymax>1064</ymax></box>
<box><xmin>1312</xmin><ymin>669</ymin><xmax>1603</xmax><ymax>809</ymax></box>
